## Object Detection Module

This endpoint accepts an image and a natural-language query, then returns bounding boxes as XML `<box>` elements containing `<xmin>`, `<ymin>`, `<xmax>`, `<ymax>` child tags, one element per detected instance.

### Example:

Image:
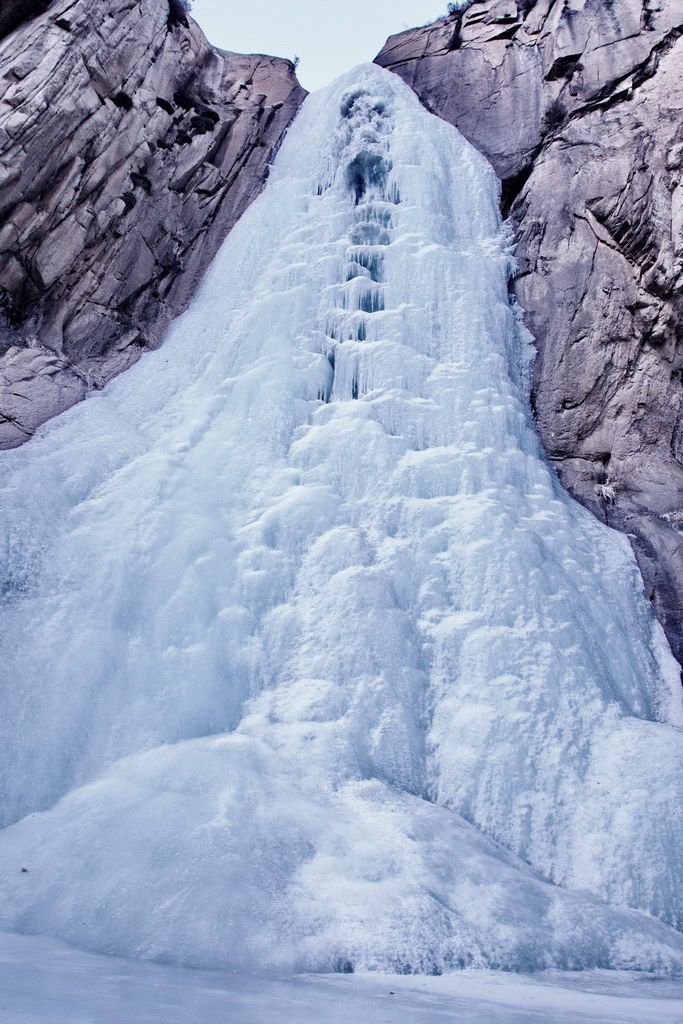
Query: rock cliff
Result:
<box><xmin>0</xmin><ymin>0</ymin><xmax>305</xmax><ymax>448</ymax></box>
<box><xmin>377</xmin><ymin>0</ymin><xmax>683</xmax><ymax>664</ymax></box>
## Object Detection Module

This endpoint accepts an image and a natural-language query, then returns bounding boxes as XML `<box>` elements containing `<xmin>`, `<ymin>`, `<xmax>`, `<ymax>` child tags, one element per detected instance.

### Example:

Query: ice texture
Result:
<box><xmin>1</xmin><ymin>65</ymin><xmax>683</xmax><ymax>972</ymax></box>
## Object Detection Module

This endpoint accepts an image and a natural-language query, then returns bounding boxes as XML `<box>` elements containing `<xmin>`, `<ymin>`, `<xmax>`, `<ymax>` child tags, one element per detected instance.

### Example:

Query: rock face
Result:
<box><xmin>0</xmin><ymin>0</ymin><xmax>305</xmax><ymax>448</ymax></box>
<box><xmin>377</xmin><ymin>0</ymin><xmax>683</xmax><ymax>665</ymax></box>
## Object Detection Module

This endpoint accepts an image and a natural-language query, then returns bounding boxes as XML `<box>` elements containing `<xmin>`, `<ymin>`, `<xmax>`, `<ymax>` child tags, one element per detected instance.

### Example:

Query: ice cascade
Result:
<box><xmin>1</xmin><ymin>65</ymin><xmax>683</xmax><ymax>973</ymax></box>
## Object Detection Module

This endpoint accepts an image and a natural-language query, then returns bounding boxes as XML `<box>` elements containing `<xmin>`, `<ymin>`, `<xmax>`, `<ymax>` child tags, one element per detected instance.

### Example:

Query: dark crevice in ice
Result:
<box><xmin>320</xmin><ymin>88</ymin><xmax>403</xmax><ymax>402</ymax></box>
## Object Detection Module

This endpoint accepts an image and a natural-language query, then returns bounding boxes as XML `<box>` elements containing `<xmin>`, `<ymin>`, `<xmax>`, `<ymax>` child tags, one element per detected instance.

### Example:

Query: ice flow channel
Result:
<box><xmin>1</xmin><ymin>65</ymin><xmax>683</xmax><ymax>973</ymax></box>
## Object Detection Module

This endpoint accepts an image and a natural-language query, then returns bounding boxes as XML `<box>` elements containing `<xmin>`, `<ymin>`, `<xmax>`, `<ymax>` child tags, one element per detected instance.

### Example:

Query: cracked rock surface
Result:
<box><xmin>0</xmin><ymin>0</ymin><xmax>305</xmax><ymax>448</ymax></box>
<box><xmin>377</xmin><ymin>0</ymin><xmax>683</xmax><ymax>665</ymax></box>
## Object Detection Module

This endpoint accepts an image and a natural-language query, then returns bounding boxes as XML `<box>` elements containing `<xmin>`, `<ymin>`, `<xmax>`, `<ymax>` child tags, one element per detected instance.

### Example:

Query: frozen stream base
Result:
<box><xmin>1</xmin><ymin>932</ymin><xmax>683</xmax><ymax>1024</ymax></box>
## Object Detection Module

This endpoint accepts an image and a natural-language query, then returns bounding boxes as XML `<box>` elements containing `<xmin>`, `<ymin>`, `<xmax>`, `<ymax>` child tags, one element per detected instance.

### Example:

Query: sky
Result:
<box><xmin>190</xmin><ymin>0</ymin><xmax>448</xmax><ymax>92</ymax></box>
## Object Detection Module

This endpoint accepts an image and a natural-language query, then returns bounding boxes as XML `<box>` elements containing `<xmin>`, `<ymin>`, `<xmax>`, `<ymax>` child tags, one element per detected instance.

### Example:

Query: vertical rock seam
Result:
<box><xmin>376</xmin><ymin>0</ymin><xmax>683</xmax><ymax>665</ymax></box>
<box><xmin>0</xmin><ymin>0</ymin><xmax>306</xmax><ymax>448</ymax></box>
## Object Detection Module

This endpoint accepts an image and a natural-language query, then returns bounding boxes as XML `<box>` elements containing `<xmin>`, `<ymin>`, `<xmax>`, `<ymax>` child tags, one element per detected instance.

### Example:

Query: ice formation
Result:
<box><xmin>1</xmin><ymin>65</ymin><xmax>683</xmax><ymax>973</ymax></box>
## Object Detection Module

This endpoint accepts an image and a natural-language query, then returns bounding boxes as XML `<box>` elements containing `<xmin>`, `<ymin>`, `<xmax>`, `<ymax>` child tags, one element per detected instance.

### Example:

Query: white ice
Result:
<box><xmin>1</xmin><ymin>65</ymin><xmax>683</xmax><ymax>974</ymax></box>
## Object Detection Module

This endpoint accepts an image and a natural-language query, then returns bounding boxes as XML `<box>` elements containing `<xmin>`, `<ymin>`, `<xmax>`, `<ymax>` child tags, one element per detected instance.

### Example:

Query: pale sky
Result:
<box><xmin>190</xmin><ymin>0</ymin><xmax>448</xmax><ymax>92</ymax></box>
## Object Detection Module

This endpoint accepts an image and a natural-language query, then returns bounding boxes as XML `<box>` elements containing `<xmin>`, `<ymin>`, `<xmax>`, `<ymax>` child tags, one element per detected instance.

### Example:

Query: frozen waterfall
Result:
<box><xmin>1</xmin><ymin>64</ymin><xmax>683</xmax><ymax>973</ymax></box>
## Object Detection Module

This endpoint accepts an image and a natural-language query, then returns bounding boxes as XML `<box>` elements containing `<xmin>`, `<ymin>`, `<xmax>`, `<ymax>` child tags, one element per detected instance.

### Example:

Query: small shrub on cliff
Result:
<box><xmin>447</xmin><ymin>1</ymin><xmax>473</xmax><ymax>15</ymax></box>
<box><xmin>517</xmin><ymin>0</ymin><xmax>537</xmax><ymax>16</ymax></box>
<box><xmin>595</xmin><ymin>483</ymin><xmax>617</xmax><ymax>506</ymax></box>
<box><xmin>541</xmin><ymin>98</ymin><xmax>567</xmax><ymax>134</ymax></box>
<box><xmin>445</xmin><ymin>0</ymin><xmax>474</xmax><ymax>49</ymax></box>
<box><xmin>167</xmin><ymin>0</ymin><xmax>191</xmax><ymax>29</ymax></box>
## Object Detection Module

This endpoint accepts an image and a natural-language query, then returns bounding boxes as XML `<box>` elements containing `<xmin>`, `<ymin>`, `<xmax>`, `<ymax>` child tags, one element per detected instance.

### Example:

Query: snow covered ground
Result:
<box><xmin>1</xmin><ymin>931</ymin><xmax>683</xmax><ymax>1024</ymax></box>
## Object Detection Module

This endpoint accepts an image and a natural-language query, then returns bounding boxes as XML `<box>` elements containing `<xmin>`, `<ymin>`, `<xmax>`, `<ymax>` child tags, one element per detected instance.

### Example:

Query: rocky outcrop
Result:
<box><xmin>377</xmin><ymin>0</ymin><xmax>683</xmax><ymax>665</ymax></box>
<box><xmin>0</xmin><ymin>0</ymin><xmax>305</xmax><ymax>447</ymax></box>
